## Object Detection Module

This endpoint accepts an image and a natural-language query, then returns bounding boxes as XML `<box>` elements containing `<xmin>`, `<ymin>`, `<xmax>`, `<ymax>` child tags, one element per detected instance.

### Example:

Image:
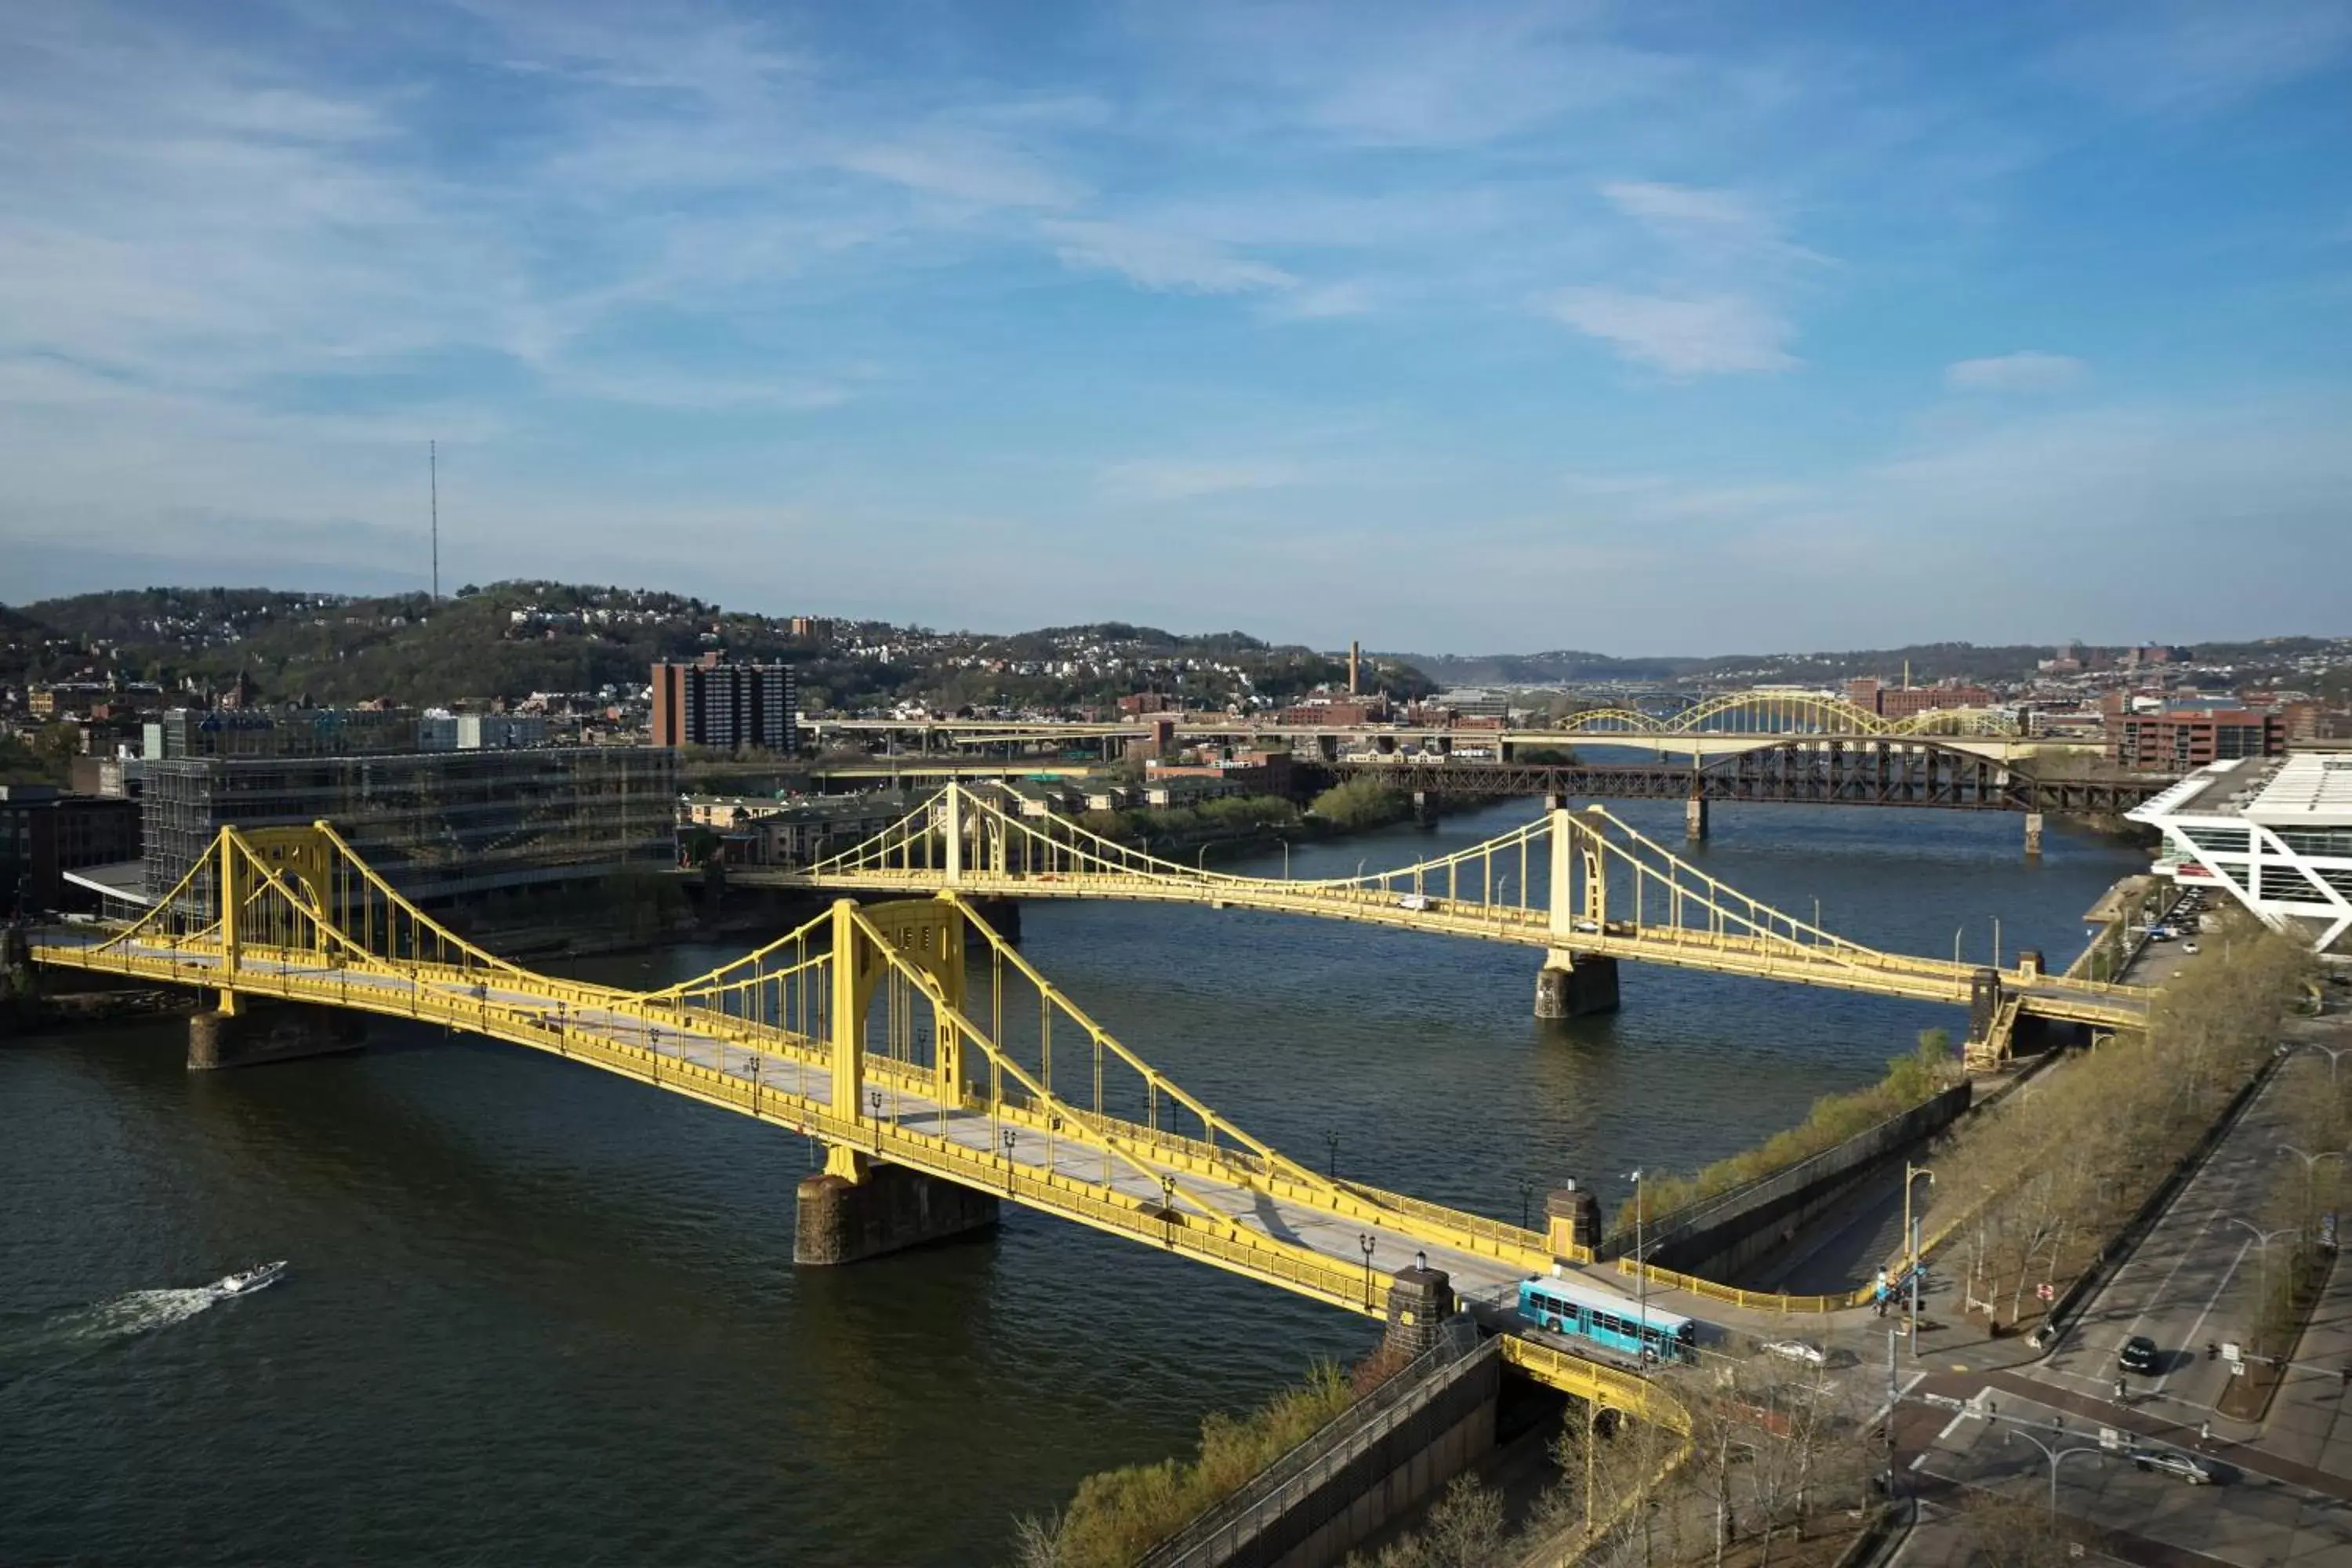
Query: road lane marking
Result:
<box><xmin>2156</xmin><ymin>1237</ymin><xmax>2254</xmax><ymax>1396</ymax></box>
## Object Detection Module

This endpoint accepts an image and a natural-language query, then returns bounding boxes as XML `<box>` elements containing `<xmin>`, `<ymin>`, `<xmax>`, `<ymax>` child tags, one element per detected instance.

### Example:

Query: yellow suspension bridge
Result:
<box><xmin>26</xmin><ymin>820</ymin><xmax>1670</xmax><ymax>1419</ymax></box>
<box><xmin>751</xmin><ymin>782</ymin><xmax>2147</xmax><ymax>1036</ymax></box>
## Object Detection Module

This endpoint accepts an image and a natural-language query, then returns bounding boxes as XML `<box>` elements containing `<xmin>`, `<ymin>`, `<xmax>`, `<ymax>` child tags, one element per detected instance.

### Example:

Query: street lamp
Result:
<box><xmin>1160</xmin><ymin>1173</ymin><xmax>1178</xmax><ymax>1247</ymax></box>
<box><xmin>2226</xmin><ymin>1218</ymin><xmax>2299</xmax><ymax>1354</ymax></box>
<box><xmin>1519</xmin><ymin>1179</ymin><xmax>1536</xmax><ymax>1232</ymax></box>
<box><xmin>2002</xmin><ymin>1427</ymin><xmax>2108</xmax><ymax>1515</ymax></box>
<box><xmin>1196</xmin><ymin>844</ymin><xmax>1210</xmax><ymax>875</ymax></box>
<box><xmin>1280</xmin><ymin>840</ymin><xmax>1290</xmax><ymax>880</ymax></box>
<box><xmin>1325</xmin><ymin>1129</ymin><xmax>1340</xmax><ymax>1180</ymax></box>
<box><xmin>1902</xmin><ymin>1163</ymin><xmax>1935</xmax><ymax>1356</ymax></box>
<box><xmin>1991</xmin><ymin>915</ymin><xmax>2002</xmax><ymax>970</ymax></box>
<box><xmin>2290</xmin><ymin>1040</ymin><xmax>2351</xmax><ymax>1086</ymax></box>
<box><xmin>1953</xmin><ymin>927</ymin><xmax>1963</xmax><ymax>965</ymax></box>
<box><xmin>1359</xmin><ymin>1233</ymin><xmax>1377</xmax><ymax>1307</ymax></box>
<box><xmin>2279</xmin><ymin>1145</ymin><xmax>2346</xmax><ymax>1221</ymax></box>
<box><xmin>1628</xmin><ymin>1169</ymin><xmax>1648</xmax><ymax>1354</ymax></box>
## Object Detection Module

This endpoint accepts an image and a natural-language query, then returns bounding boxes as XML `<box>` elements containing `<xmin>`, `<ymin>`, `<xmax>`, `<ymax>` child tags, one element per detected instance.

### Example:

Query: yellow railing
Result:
<box><xmin>1612</xmin><ymin>1256</ymin><xmax>1867</xmax><ymax>1315</ymax></box>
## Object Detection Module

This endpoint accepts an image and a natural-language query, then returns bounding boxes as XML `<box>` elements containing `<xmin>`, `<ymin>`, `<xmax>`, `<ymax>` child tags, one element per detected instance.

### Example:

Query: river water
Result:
<box><xmin>0</xmin><ymin>800</ymin><xmax>2143</xmax><ymax>1565</ymax></box>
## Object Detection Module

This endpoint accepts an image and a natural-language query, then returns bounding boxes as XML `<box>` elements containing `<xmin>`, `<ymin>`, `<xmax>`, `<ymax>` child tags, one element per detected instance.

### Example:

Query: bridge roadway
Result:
<box><xmin>1306</xmin><ymin>755</ymin><xmax>2172</xmax><ymax>817</ymax></box>
<box><xmin>809</xmin><ymin>720</ymin><xmax>2071</xmax><ymax>766</ymax></box>
<box><xmin>750</xmin><ymin>866</ymin><xmax>2146</xmax><ymax>1031</ymax></box>
<box><xmin>28</xmin><ymin>929</ymin><xmax>1565</xmax><ymax>1325</ymax></box>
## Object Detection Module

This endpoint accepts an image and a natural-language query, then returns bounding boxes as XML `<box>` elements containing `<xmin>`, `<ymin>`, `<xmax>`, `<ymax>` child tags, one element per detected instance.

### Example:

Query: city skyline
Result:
<box><xmin>3</xmin><ymin>2</ymin><xmax>2349</xmax><ymax>652</ymax></box>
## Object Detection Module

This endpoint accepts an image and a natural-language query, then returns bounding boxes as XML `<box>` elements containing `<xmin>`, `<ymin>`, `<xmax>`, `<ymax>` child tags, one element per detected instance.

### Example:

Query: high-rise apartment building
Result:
<box><xmin>650</xmin><ymin>655</ymin><xmax>800</xmax><ymax>753</ymax></box>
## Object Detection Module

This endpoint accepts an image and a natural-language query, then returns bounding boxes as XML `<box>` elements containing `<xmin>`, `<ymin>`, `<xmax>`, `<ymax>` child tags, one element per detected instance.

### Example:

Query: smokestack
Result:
<box><xmin>1348</xmin><ymin>640</ymin><xmax>1361</xmax><ymax>695</ymax></box>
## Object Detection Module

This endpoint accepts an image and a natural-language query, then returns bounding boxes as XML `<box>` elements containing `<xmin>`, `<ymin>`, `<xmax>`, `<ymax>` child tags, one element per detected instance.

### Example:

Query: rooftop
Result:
<box><xmin>2131</xmin><ymin>754</ymin><xmax>2352</xmax><ymax>828</ymax></box>
<box><xmin>2246</xmin><ymin>753</ymin><xmax>2352</xmax><ymax>828</ymax></box>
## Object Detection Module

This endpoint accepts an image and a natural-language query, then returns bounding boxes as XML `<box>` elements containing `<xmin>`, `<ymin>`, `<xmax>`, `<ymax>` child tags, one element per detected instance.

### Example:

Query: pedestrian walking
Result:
<box><xmin>2113</xmin><ymin>1376</ymin><xmax>2127</xmax><ymax>1403</ymax></box>
<box><xmin>2198</xmin><ymin>1421</ymin><xmax>2211</xmax><ymax>1450</ymax></box>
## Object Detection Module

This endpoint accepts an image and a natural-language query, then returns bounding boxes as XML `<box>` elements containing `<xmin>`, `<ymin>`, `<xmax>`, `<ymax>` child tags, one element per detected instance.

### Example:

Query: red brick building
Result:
<box><xmin>2103</xmin><ymin>708</ymin><xmax>2286</xmax><ymax>768</ymax></box>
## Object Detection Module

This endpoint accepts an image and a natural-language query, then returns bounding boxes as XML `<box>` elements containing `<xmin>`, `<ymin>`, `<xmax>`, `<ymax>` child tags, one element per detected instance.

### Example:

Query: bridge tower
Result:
<box><xmin>1534</xmin><ymin>798</ymin><xmax>1621</xmax><ymax>1019</ymax></box>
<box><xmin>796</xmin><ymin>893</ymin><xmax>1000</xmax><ymax>1265</ymax></box>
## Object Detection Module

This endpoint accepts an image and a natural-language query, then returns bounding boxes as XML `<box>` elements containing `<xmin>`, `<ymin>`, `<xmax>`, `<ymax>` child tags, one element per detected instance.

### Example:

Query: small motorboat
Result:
<box><xmin>214</xmin><ymin>1261</ymin><xmax>288</xmax><ymax>1297</ymax></box>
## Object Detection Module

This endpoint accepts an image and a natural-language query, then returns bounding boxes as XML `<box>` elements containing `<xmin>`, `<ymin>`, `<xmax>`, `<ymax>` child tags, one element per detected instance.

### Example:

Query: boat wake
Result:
<box><xmin>0</xmin><ymin>1265</ymin><xmax>286</xmax><ymax>1388</ymax></box>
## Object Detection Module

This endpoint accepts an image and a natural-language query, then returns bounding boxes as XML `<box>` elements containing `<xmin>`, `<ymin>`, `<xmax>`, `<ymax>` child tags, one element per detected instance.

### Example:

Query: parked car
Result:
<box><xmin>2131</xmin><ymin>1448</ymin><xmax>2213</xmax><ymax>1485</ymax></box>
<box><xmin>1762</xmin><ymin>1339</ymin><xmax>1828</xmax><ymax>1367</ymax></box>
<box><xmin>2119</xmin><ymin>1335</ymin><xmax>2161</xmax><ymax>1374</ymax></box>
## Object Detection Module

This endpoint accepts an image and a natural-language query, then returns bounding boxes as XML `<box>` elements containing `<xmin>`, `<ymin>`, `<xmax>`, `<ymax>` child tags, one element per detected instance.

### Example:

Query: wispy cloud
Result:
<box><xmin>1044</xmin><ymin>220</ymin><xmax>1297</xmax><ymax>293</ymax></box>
<box><xmin>2045</xmin><ymin>0</ymin><xmax>2352</xmax><ymax>114</ymax></box>
<box><xmin>1541</xmin><ymin>287</ymin><xmax>1795</xmax><ymax>376</ymax></box>
<box><xmin>1944</xmin><ymin>351</ymin><xmax>2086</xmax><ymax>394</ymax></box>
<box><xmin>1096</xmin><ymin>458</ymin><xmax>1305</xmax><ymax>503</ymax></box>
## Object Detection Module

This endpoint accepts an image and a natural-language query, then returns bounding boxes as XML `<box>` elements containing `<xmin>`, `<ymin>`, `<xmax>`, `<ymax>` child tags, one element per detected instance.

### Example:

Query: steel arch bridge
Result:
<box><xmin>1548</xmin><ymin>692</ymin><xmax>2018</xmax><ymax>739</ymax></box>
<box><xmin>24</xmin><ymin>820</ymin><xmax>1682</xmax><ymax>1424</ymax></box>
<box><xmin>746</xmin><ymin>783</ymin><xmax>2144</xmax><ymax>1036</ymax></box>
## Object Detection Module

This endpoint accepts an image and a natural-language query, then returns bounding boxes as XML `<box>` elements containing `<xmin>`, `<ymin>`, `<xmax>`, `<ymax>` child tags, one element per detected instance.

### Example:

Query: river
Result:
<box><xmin>0</xmin><ymin>799</ymin><xmax>2143</xmax><ymax>1565</ymax></box>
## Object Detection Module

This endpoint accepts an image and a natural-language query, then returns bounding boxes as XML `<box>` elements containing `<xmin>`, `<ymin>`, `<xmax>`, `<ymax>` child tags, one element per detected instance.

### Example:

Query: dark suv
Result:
<box><xmin>2119</xmin><ymin>1335</ymin><xmax>2160</xmax><ymax>1374</ymax></box>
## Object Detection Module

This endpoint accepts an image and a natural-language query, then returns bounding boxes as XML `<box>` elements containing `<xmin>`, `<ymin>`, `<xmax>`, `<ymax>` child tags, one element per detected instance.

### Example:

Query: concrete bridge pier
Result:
<box><xmin>1383</xmin><ymin>1261</ymin><xmax>1455</xmax><ymax>1358</ymax></box>
<box><xmin>1684</xmin><ymin>794</ymin><xmax>1709</xmax><ymax>840</ymax></box>
<box><xmin>793</xmin><ymin>1147</ymin><xmax>1000</xmax><ymax>1265</ymax></box>
<box><xmin>2023</xmin><ymin>811</ymin><xmax>2045</xmax><ymax>858</ymax></box>
<box><xmin>1534</xmin><ymin>954</ymin><xmax>1620</xmax><ymax>1019</ymax></box>
<box><xmin>187</xmin><ymin>996</ymin><xmax>366</xmax><ymax>1069</ymax></box>
<box><xmin>1411</xmin><ymin>789</ymin><xmax>1434</xmax><ymax>827</ymax></box>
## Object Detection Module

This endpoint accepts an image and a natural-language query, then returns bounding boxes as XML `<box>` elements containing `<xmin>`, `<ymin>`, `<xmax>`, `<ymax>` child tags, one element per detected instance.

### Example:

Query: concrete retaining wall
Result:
<box><xmin>1611</xmin><ymin>1083</ymin><xmax>1973</xmax><ymax>1283</ymax></box>
<box><xmin>1144</xmin><ymin>1323</ymin><xmax>1500</xmax><ymax>1568</ymax></box>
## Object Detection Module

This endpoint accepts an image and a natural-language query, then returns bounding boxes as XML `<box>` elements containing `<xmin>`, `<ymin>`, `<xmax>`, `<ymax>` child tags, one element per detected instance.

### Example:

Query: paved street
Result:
<box><xmin>1897</xmin><ymin>1385</ymin><xmax>2352</xmax><ymax>1566</ymax></box>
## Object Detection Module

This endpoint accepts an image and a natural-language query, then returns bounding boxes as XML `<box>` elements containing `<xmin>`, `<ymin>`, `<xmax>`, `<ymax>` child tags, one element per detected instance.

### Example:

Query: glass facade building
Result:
<box><xmin>142</xmin><ymin>746</ymin><xmax>677</xmax><ymax>905</ymax></box>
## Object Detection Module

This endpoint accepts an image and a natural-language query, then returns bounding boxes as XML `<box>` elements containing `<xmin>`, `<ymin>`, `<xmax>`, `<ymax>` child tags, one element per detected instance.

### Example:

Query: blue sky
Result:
<box><xmin>2</xmin><ymin>1</ymin><xmax>2347</xmax><ymax>654</ymax></box>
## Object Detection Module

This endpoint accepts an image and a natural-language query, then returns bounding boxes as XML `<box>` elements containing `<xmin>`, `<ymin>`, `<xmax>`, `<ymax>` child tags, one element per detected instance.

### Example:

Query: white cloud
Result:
<box><xmin>1096</xmin><ymin>459</ymin><xmax>1305</xmax><ymax>503</ymax></box>
<box><xmin>1540</xmin><ymin>287</ymin><xmax>1796</xmax><ymax>376</ymax></box>
<box><xmin>1265</xmin><ymin>279</ymin><xmax>1379</xmax><ymax>320</ymax></box>
<box><xmin>1601</xmin><ymin>181</ymin><xmax>1760</xmax><ymax>238</ymax></box>
<box><xmin>2046</xmin><ymin>0</ymin><xmax>2352</xmax><ymax>114</ymax></box>
<box><xmin>1944</xmin><ymin>352</ymin><xmax>2087</xmax><ymax>394</ymax></box>
<box><xmin>1044</xmin><ymin>220</ymin><xmax>1297</xmax><ymax>293</ymax></box>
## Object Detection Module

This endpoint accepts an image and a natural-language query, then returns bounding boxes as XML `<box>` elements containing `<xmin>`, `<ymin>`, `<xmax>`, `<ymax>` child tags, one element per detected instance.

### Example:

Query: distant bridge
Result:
<box><xmin>806</xmin><ymin>691</ymin><xmax>2090</xmax><ymax>767</ymax></box>
<box><xmin>743</xmin><ymin>784</ymin><xmax>2147</xmax><ymax>1040</ymax></box>
<box><xmin>1307</xmin><ymin>746</ymin><xmax>2171</xmax><ymax>817</ymax></box>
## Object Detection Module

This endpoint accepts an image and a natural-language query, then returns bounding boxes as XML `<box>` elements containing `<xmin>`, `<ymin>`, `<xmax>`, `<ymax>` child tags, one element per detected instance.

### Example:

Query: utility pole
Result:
<box><xmin>430</xmin><ymin>439</ymin><xmax>440</xmax><ymax>602</ymax></box>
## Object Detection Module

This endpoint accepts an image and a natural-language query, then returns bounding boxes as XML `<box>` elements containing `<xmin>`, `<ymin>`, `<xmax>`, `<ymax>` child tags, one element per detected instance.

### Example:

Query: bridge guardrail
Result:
<box><xmin>1612</xmin><ymin>1256</ymin><xmax>1864</xmax><ymax>1316</ymax></box>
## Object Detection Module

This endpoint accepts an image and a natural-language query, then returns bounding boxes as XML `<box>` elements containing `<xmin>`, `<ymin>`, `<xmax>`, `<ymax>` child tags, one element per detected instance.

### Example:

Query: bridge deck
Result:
<box><xmin>31</xmin><ymin>934</ymin><xmax>1549</xmax><ymax>1318</ymax></box>
<box><xmin>754</xmin><ymin>869</ymin><xmax>2145</xmax><ymax>1029</ymax></box>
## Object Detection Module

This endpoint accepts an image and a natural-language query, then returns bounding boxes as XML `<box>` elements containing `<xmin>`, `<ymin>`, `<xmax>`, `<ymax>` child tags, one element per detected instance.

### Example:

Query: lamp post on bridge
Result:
<box><xmin>1519</xmin><ymin>1180</ymin><xmax>1536</xmax><ymax>1232</ymax></box>
<box><xmin>1628</xmin><ymin>1169</ymin><xmax>1647</xmax><ymax>1355</ymax></box>
<box><xmin>1325</xmin><ymin>1129</ymin><xmax>1340</xmax><ymax>1181</ymax></box>
<box><xmin>1359</xmin><ymin>1233</ymin><xmax>1377</xmax><ymax>1309</ymax></box>
<box><xmin>1160</xmin><ymin>1174</ymin><xmax>1177</xmax><ymax>1248</ymax></box>
<box><xmin>1991</xmin><ymin>915</ymin><xmax>2002</xmax><ymax>971</ymax></box>
<box><xmin>1002</xmin><ymin>1127</ymin><xmax>1019</xmax><ymax>1192</ymax></box>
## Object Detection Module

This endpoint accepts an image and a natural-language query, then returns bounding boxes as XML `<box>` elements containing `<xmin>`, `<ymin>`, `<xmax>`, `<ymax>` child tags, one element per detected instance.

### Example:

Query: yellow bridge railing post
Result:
<box><xmin>217</xmin><ymin>828</ymin><xmax>241</xmax><ymax>1011</ymax></box>
<box><xmin>830</xmin><ymin>898</ymin><xmax>864</xmax><ymax>1138</ymax></box>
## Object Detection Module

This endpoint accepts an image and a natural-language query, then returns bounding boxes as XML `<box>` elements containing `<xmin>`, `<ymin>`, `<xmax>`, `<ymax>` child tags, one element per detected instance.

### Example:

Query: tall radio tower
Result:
<box><xmin>430</xmin><ymin>440</ymin><xmax>440</xmax><ymax>602</ymax></box>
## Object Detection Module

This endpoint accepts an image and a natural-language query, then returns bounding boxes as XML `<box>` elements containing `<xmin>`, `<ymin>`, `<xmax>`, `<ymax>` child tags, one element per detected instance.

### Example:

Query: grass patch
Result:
<box><xmin>1029</xmin><ymin>1347</ymin><xmax>1410</xmax><ymax>1568</ymax></box>
<box><xmin>1614</xmin><ymin>1032</ymin><xmax>1958</xmax><ymax>1235</ymax></box>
